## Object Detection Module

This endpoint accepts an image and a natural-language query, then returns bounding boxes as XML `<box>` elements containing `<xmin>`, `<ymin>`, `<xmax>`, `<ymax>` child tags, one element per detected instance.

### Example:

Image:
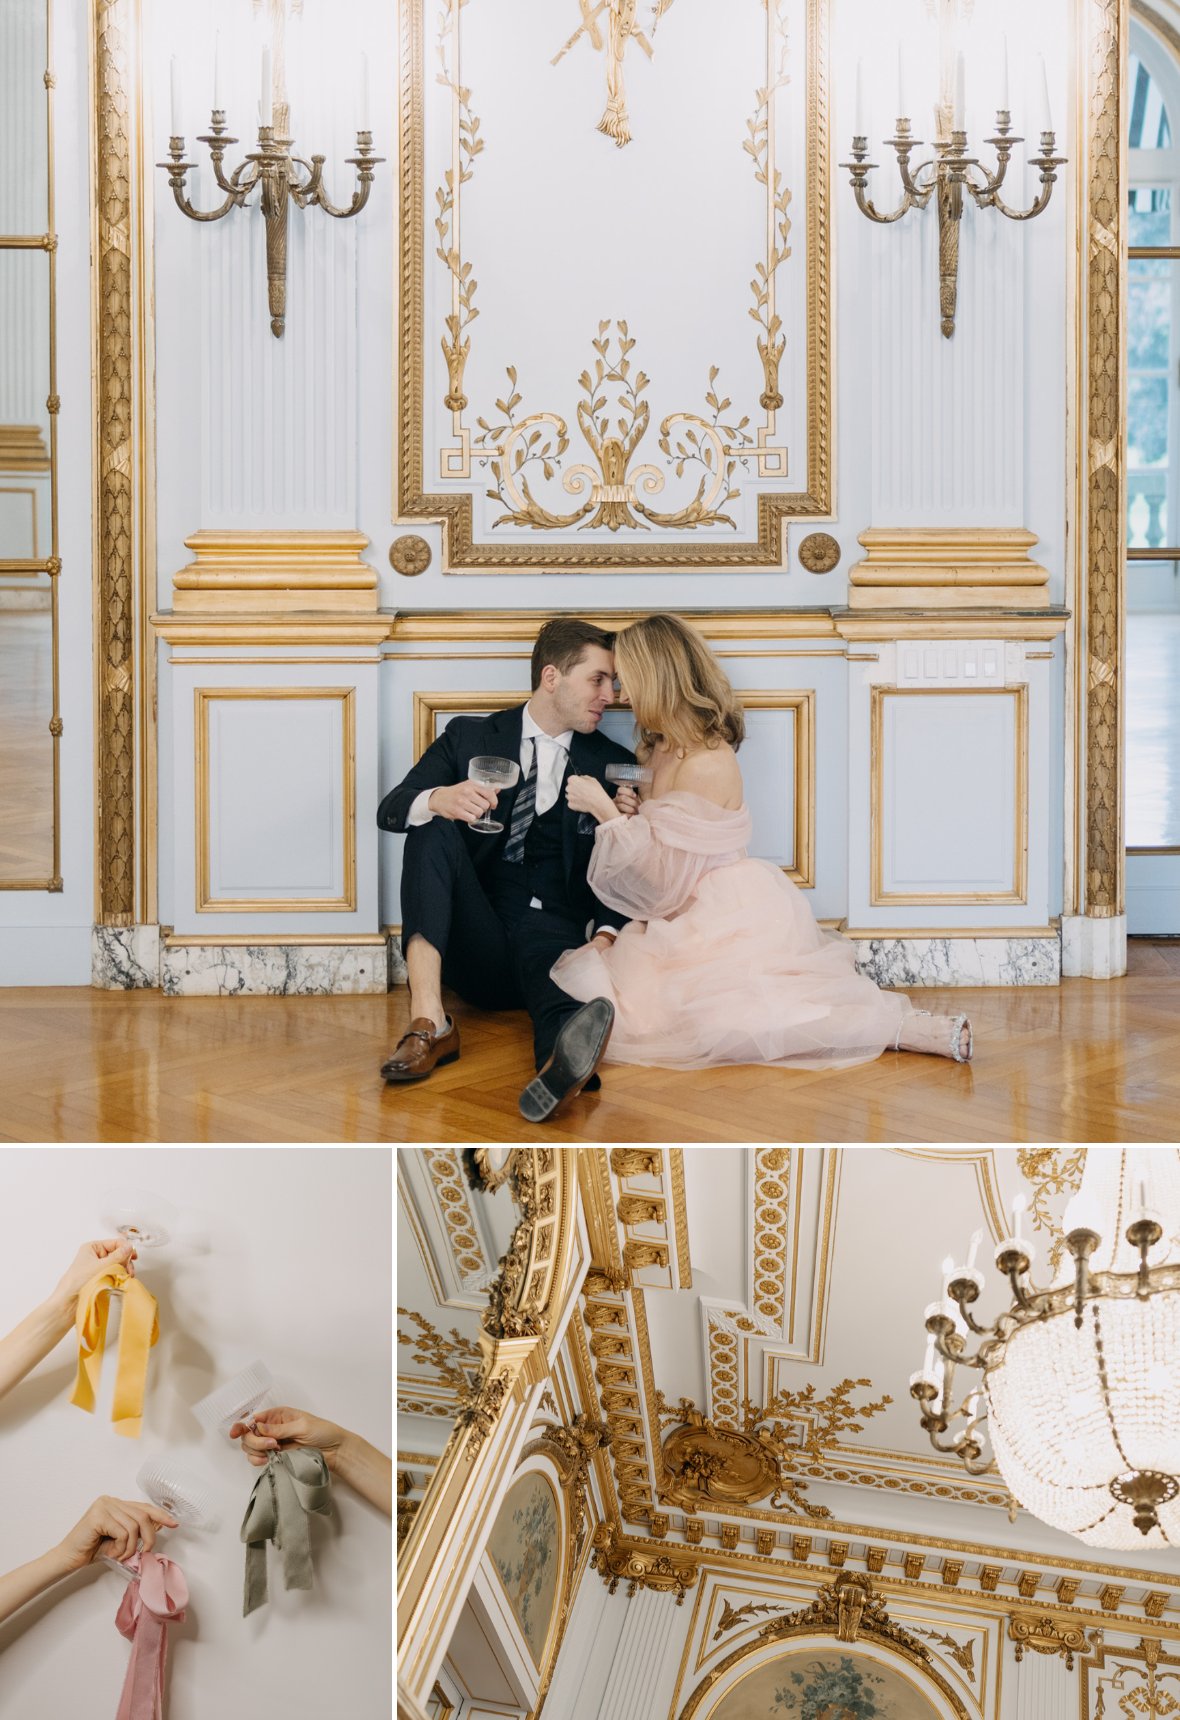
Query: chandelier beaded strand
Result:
<box><xmin>910</xmin><ymin>1151</ymin><xmax>1180</xmax><ymax>1550</ymax></box>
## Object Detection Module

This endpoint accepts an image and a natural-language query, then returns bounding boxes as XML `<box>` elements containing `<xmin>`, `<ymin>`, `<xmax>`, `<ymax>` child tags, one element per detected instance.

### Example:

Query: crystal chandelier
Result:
<box><xmin>911</xmin><ymin>1150</ymin><xmax>1180</xmax><ymax>1549</ymax></box>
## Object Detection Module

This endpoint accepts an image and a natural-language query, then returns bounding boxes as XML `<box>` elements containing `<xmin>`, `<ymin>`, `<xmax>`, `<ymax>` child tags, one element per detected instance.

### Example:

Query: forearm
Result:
<box><xmin>0</xmin><ymin>1295</ymin><xmax>74</xmax><ymax>1403</ymax></box>
<box><xmin>332</xmin><ymin>1431</ymin><xmax>393</xmax><ymax>1516</ymax></box>
<box><xmin>0</xmin><ymin>1544</ymin><xmax>74</xmax><ymax>1627</ymax></box>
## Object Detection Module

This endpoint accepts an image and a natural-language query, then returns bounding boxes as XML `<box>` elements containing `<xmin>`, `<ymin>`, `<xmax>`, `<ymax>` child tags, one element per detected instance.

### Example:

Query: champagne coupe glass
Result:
<box><xmin>101</xmin><ymin>1188</ymin><xmax>179</xmax><ymax>1253</ymax></box>
<box><xmin>193</xmin><ymin>1359</ymin><xmax>275</xmax><ymax>1440</ymax></box>
<box><xmin>604</xmin><ymin>763</ymin><xmax>653</xmax><ymax>786</ymax></box>
<box><xmin>467</xmin><ymin>755</ymin><xmax>520</xmax><ymax>834</ymax></box>
<box><xmin>101</xmin><ymin>1458</ymin><xmax>218</xmax><ymax>1583</ymax></box>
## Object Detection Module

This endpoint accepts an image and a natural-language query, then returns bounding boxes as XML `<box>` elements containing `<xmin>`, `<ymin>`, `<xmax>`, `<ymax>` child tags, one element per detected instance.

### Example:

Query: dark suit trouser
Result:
<box><xmin>401</xmin><ymin>819</ymin><xmax>591</xmax><ymax>1070</ymax></box>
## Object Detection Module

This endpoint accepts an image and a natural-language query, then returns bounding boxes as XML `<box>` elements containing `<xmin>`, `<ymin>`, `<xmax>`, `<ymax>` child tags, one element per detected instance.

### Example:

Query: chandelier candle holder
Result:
<box><xmin>911</xmin><ymin>1153</ymin><xmax>1180</xmax><ymax>1549</ymax></box>
<box><xmin>840</xmin><ymin>48</ymin><xmax>1066</xmax><ymax>337</ymax></box>
<box><xmin>158</xmin><ymin>50</ymin><xmax>384</xmax><ymax>337</ymax></box>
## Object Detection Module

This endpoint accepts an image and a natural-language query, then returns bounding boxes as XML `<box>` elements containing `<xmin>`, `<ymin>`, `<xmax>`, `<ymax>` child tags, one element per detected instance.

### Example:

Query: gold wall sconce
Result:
<box><xmin>840</xmin><ymin>43</ymin><xmax>1066</xmax><ymax>337</ymax></box>
<box><xmin>157</xmin><ymin>49</ymin><xmax>384</xmax><ymax>337</ymax></box>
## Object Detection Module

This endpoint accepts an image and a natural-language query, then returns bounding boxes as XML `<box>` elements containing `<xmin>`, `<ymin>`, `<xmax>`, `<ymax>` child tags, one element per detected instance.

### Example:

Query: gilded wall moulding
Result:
<box><xmin>397</xmin><ymin>1307</ymin><xmax>483</xmax><ymax>1394</ymax></box>
<box><xmin>397</xmin><ymin>0</ymin><xmax>832</xmax><ymax>571</ymax></box>
<box><xmin>678</xmin><ymin>1573</ymin><xmax>971</xmax><ymax>1720</ymax></box>
<box><xmin>1007</xmin><ymin>1612</ymin><xmax>1090</xmax><ymax>1670</ymax></box>
<box><xmin>590</xmin><ymin>1524</ymin><xmax>698</xmax><ymax>1604</ymax></box>
<box><xmin>1016</xmin><ymin>1147</ymin><xmax>1086</xmax><ymax>1271</ymax></box>
<box><xmin>1081</xmin><ymin>1634</ymin><xmax>1180</xmax><ymax>1720</ymax></box>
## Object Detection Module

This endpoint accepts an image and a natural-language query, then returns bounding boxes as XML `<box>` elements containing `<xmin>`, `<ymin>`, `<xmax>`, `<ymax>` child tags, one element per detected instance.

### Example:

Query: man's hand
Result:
<box><xmin>56</xmin><ymin>1497</ymin><xmax>178</xmax><ymax>1574</ymax></box>
<box><xmin>230</xmin><ymin>1406</ymin><xmax>348</xmax><ymax>1472</ymax></box>
<box><xmin>427</xmin><ymin>781</ymin><xmax>502</xmax><ymax>824</ymax></box>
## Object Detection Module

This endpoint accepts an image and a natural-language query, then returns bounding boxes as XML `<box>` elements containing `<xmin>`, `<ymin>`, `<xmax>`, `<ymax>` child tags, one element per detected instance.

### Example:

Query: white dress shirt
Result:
<box><xmin>406</xmin><ymin>703</ymin><xmax>572</xmax><ymax>826</ymax></box>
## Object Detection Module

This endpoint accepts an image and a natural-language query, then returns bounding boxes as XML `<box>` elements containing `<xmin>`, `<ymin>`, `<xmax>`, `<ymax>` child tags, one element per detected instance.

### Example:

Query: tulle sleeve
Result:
<box><xmin>587</xmin><ymin>795</ymin><xmax>752</xmax><ymax>920</ymax></box>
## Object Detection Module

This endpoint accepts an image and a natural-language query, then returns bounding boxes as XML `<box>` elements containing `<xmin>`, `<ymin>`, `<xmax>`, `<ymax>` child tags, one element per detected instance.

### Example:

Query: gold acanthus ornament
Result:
<box><xmin>474</xmin><ymin>322</ymin><xmax>753</xmax><ymax>533</ymax></box>
<box><xmin>656</xmin><ymin>1378</ymin><xmax>892</xmax><ymax>1519</ymax></box>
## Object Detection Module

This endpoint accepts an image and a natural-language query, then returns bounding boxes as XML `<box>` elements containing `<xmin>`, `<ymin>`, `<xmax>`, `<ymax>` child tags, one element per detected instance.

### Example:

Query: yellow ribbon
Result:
<box><xmin>71</xmin><ymin>1265</ymin><xmax>159</xmax><ymax>1439</ymax></box>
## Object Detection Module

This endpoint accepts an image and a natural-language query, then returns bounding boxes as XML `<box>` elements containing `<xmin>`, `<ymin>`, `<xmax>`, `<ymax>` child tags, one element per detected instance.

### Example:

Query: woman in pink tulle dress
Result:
<box><xmin>554</xmin><ymin>613</ymin><xmax>972</xmax><ymax>1071</ymax></box>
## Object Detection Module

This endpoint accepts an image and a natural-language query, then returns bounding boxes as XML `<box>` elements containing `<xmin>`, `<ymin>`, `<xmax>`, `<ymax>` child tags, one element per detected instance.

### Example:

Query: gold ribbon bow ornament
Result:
<box><xmin>71</xmin><ymin>1265</ymin><xmax>159</xmax><ymax>1439</ymax></box>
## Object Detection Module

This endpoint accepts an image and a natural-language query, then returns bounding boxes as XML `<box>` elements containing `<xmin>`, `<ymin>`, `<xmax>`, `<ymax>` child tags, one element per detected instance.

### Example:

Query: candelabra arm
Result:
<box><xmin>989</xmin><ymin>141</ymin><xmax>1067</xmax><ymax>221</ymax></box>
<box><xmin>293</xmin><ymin>138</ymin><xmax>385</xmax><ymax>218</ymax></box>
<box><xmin>157</xmin><ymin>142</ymin><xmax>246</xmax><ymax>224</ymax></box>
<box><xmin>849</xmin><ymin>181</ymin><xmax>917</xmax><ymax>225</ymax></box>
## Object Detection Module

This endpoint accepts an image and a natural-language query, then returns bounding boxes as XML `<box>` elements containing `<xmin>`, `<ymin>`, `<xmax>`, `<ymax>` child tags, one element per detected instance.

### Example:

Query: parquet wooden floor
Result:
<box><xmin>2</xmin><ymin>941</ymin><xmax>1180</xmax><ymax>1143</ymax></box>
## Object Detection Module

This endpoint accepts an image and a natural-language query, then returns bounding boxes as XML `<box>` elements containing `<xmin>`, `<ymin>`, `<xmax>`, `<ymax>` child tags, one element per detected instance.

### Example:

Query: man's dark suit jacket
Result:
<box><xmin>376</xmin><ymin>703</ymin><xmax>635</xmax><ymax>933</ymax></box>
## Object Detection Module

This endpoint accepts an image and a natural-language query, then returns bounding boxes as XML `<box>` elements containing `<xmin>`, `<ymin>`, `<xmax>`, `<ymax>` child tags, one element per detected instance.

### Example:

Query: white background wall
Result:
<box><xmin>0</xmin><ymin>1147</ymin><xmax>391</xmax><ymax>1718</ymax></box>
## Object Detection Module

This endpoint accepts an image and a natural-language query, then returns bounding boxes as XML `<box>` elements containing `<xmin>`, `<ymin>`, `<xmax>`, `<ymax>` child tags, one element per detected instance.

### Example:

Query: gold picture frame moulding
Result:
<box><xmin>396</xmin><ymin>0</ymin><xmax>832</xmax><ymax>571</ymax></box>
<box><xmin>193</xmin><ymin>687</ymin><xmax>357</xmax><ymax>913</ymax></box>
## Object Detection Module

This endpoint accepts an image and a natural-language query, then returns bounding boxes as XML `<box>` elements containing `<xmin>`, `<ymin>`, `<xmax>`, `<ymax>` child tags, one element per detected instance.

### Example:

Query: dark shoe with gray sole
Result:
<box><xmin>518</xmin><ymin>999</ymin><xmax>614</xmax><ymax>1123</ymax></box>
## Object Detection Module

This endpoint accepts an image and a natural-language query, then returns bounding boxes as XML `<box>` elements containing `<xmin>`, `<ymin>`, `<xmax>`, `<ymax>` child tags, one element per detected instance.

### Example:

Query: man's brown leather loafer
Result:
<box><xmin>381</xmin><ymin>1016</ymin><xmax>460</xmax><ymax>1083</ymax></box>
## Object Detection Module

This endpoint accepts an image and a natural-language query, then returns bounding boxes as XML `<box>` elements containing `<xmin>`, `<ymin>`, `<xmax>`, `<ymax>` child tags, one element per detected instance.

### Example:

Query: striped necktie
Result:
<box><xmin>502</xmin><ymin>742</ymin><xmax>538</xmax><ymax>863</ymax></box>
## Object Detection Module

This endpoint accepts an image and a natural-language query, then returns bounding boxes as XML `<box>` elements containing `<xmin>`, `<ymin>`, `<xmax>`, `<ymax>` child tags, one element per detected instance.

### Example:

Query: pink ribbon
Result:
<box><xmin>114</xmin><ymin>1551</ymin><xmax>188</xmax><ymax>1720</ymax></box>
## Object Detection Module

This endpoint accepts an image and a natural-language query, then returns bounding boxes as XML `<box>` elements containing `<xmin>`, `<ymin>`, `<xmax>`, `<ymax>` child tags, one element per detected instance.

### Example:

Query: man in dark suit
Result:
<box><xmin>376</xmin><ymin>618</ymin><xmax>635</xmax><ymax>1121</ymax></box>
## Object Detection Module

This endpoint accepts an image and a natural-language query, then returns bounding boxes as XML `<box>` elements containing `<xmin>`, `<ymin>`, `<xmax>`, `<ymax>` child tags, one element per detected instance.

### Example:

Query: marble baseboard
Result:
<box><xmin>388</xmin><ymin>935</ymin><xmax>407</xmax><ymax>987</ymax></box>
<box><xmin>852</xmin><ymin>935</ymin><xmax>1061</xmax><ymax>988</ymax></box>
<box><xmin>92</xmin><ymin>925</ymin><xmax>161</xmax><ymax>990</ymax></box>
<box><xmin>162</xmin><ymin>942</ymin><xmax>388</xmax><ymax>996</ymax></box>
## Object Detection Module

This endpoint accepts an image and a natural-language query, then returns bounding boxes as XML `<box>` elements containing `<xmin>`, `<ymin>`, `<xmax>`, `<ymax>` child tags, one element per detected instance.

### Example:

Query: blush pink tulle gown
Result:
<box><xmin>551</xmin><ymin>792</ymin><xmax>915</xmax><ymax>1071</ymax></box>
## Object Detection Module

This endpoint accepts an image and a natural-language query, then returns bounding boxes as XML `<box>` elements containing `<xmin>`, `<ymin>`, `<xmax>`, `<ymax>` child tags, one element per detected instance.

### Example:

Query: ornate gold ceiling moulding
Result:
<box><xmin>398</xmin><ymin>1148</ymin><xmax>582</xmax><ymax>1717</ymax></box>
<box><xmin>655</xmin><ymin>1380</ymin><xmax>891</xmax><ymax>1520</ymax></box>
<box><xmin>677</xmin><ymin>1572</ymin><xmax>970</xmax><ymax>1720</ymax></box>
<box><xmin>610</xmin><ymin>1147</ymin><xmax>691</xmax><ymax>1291</ymax></box>
<box><xmin>396</xmin><ymin>1307</ymin><xmax>482</xmax><ymax>1397</ymax></box>
<box><xmin>397</xmin><ymin>0</ymin><xmax>832</xmax><ymax>572</ymax></box>
<box><xmin>1016</xmin><ymin>1146</ymin><xmax>1086</xmax><ymax>1271</ymax></box>
<box><xmin>1008</xmin><ymin>1612</ymin><xmax>1091</xmax><ymax>1670</ymax></box>
<box><xmin>422</xmin><ymin>1148</ymin><xmax>495</xmax><ymax>1287</ymax></box>
<box><xmin>522</xmin><ymin>1413</ymin><xmax>608</xmax><ymax>1570</ymax></box>
<box><xmin>590</xmin><ymin>1523</ymin><xmax>698</xmax><ymax>1605</ymax></box>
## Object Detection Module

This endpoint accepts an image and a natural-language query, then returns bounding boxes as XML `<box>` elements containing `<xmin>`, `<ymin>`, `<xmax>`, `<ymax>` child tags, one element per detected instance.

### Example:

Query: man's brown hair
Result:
<box><xmin>530</xmin><ymin>618</ymin><xmax>614</xmax><ymax>690</ymax></box>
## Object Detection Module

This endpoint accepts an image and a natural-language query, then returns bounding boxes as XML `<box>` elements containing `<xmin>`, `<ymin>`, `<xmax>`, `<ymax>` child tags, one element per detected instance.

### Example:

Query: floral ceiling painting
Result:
<box><xmin>487</xmin><ymin>1471</ymin><xmax>562</xmax><ymax>1668</ymax></box>
<box><xmin>703</xmin><ymin>1651</ymin><xmax>944</xmax><ymax>1720</ymax></box>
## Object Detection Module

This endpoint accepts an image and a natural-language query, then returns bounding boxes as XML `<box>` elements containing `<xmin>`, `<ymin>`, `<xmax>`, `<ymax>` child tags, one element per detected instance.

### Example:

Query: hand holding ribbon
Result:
<box><xmin>71</xmin><ymin>1264</ymin><xmax>159</xmax><ymax>1438</ymax></box>
<box><xmin>240</xmin><ymin>1446</ymin><xmax>331</xmax><ymax>1616</ymax></box>
<box><xmin>114</xmin><ymin>1550</ymin><xmax>188</xmax><ymax>1720</ymax></box>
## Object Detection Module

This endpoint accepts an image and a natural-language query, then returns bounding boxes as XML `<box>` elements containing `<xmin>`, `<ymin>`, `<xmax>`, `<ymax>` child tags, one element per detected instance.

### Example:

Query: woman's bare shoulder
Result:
<box><xmin>669</xmin><ymin>744</ymin><xmax>743</xmax><ymax>807</ymax></box>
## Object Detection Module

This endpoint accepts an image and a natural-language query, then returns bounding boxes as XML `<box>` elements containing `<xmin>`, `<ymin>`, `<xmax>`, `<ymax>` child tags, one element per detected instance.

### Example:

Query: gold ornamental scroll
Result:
<box><xmin>397</xmin><ymin>1149</ymin><xmax>585</xmax><ymax>1719</ymax></box>
<box><xmin>397</xmin><ymin>0</ymin><xmax>831</xmax><ymax>571</ymax></box>
<box><xmin>94</xmin><ymin>0</ymin><xmax>138</xmax><ymax>921</ymax></box>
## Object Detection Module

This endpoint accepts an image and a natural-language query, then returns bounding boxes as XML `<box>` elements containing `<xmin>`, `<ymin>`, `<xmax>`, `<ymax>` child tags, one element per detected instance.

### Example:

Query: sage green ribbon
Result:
<box><xmin>240</xmin><ymin>1446</ymin><xmax>332</xmax><ymax>1616</ymax></box>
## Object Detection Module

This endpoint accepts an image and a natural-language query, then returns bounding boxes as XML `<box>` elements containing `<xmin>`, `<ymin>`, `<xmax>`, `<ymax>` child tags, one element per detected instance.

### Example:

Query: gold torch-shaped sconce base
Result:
<box><xmin>840</xmin><ymin>114</ymin><xmax>1066</xmax><ymax>337</ymax></box>
<box><xmin>158</xmin><ymin>114</ymin><xmax>384</xmax><ymax>337</ymax></box>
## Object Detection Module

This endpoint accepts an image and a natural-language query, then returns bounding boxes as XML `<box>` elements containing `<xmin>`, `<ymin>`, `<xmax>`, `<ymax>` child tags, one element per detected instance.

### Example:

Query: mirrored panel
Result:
<box><xmin>0</xmin><ymin>0</ymin><xmax>49</xmax><ymax>236</ymax></box>
<box><xmin>0</xmin><ymin>249</ymin><xmax>51</xmax><ymax>568</ymax></box>
<box><xmin>0</xmin><ymin>0</ymin><xmax>58</xmax><ymax>890</ymax></box>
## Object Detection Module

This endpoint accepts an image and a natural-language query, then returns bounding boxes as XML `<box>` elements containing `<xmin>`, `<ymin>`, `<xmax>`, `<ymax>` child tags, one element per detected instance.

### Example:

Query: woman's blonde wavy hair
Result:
<box><xmin>614</xmin><ymin>613</ymin><xmax>745</xmax><ymax>761</ymax></box>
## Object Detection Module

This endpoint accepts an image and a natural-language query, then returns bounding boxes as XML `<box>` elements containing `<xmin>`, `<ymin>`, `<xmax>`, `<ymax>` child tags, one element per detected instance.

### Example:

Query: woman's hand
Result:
<box><xmin>612</xmin><ymin>783</ymin><xmax>641</xmax><ymax>817</ymax></box>
<box><xmin>56</xmin><ymin>1496</ymin><xmax>178</xmax><ymax>1574</ymax></box>
<box><xmin>51</xmin><ymin>1238</ymin><xmax>136</xmax><ymax>1313</ymax></box>
<box><xmin>565</xmin><ymin>775</ymin><xmax>619</xmax><ymax>823</ymax></box>
<box><xmin>230</xmin><ymin>1406</ymin><xmax>348</xmax><ymax>1472</ymax></box>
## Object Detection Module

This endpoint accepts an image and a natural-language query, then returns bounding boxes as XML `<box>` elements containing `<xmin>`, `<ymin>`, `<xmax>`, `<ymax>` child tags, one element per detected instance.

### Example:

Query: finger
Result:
<box><xmin>104</xmin><ymin>1505</ymin><xmax>137</xmax><ymax>1561</ymax></box>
